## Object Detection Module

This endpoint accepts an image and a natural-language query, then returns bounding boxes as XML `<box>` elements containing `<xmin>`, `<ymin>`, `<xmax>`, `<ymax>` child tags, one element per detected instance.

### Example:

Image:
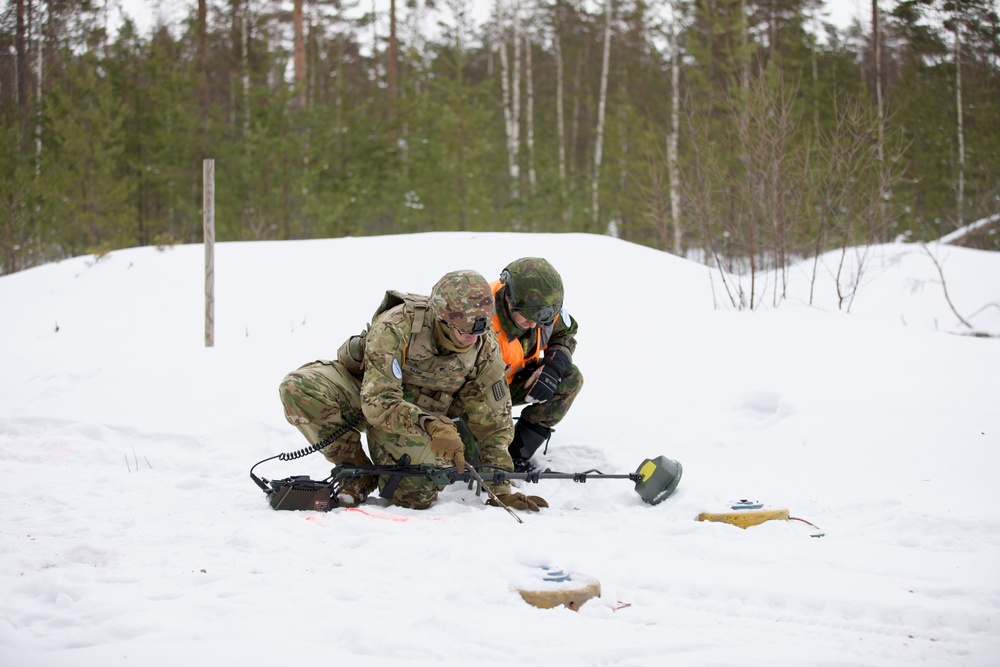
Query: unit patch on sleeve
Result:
<box><xmin>492</xmin><ymin>379</ymin><xmax>508</xmax><ymax>402</ymax></box>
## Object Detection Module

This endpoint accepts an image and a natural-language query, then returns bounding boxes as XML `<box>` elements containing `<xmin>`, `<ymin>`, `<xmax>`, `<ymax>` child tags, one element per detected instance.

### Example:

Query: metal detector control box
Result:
<box><xmin>267</xmin><ymin>476</ymin><xmax>335</xmax><ymax>512</ymax></box>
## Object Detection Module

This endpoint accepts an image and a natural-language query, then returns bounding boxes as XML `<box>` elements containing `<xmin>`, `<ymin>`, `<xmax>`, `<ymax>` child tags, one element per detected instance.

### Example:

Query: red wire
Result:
<box><xmin>789</xmin><ymin>516</ymin><xmax>825</xmax><ymax>536</ymax></box>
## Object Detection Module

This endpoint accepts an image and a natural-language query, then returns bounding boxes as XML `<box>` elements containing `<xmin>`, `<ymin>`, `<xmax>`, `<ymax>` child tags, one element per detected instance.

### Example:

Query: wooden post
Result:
<box><xmin>204</xmin><ymin>159</ymin><xmax>215</xmax><ymax>348</ymax></box>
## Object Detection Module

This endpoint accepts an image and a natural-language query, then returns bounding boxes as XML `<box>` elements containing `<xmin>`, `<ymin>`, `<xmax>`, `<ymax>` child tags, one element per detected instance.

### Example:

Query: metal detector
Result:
<box><xmin>250</xmin><ymin>453</ymin><xmax>682</xmax><ymax>512</ymax></box>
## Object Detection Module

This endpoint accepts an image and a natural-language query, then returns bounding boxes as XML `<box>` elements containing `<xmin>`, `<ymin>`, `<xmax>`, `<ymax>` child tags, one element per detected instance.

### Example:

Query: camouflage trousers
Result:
<box><xmin>509</xmin><ymin>362</ymin><xmax>584</xmax><ymax>429</ymax></box>
<box><xmin>278</xmin><ymin>360</ymin><xmax>445</xmax><ymax>510</ymax></box>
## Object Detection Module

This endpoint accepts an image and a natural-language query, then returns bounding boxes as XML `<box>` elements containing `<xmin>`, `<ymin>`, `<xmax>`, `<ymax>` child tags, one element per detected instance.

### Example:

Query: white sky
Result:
<box><xmin>112</xmin><ymin>0</ymin><xmax>869</xmax><ymax>38</ymax></box>
<box><xmin>1</xmin><ymin>230</ymin><xmax>998</xmax><ymax>665</ymax></box>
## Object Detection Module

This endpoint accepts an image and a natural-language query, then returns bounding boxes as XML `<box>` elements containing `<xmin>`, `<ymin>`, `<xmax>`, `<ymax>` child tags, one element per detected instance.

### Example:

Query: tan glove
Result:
<box><xmin>487</xmin><ymin>492</ymin><xmax>549</xmax><ymax>512</ymax></box>
<box><xmin>425</xmin><ymin>416</ymin><xmax>466</xmax><ymax>474</ymax></box>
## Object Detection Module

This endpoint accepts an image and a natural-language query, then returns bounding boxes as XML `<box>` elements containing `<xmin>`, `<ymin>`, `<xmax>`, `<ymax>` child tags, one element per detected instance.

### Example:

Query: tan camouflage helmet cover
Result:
<box><xmin>429</xmin><ymin>270</ymin><xmax>495</xmax><ymax>334</ymax></box>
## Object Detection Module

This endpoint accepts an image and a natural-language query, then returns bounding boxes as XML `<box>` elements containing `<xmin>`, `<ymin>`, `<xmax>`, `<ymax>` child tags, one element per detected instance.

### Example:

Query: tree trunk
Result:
<box><xmin>293</xmin><ymin>0</ymin><xmax>306</xmax><ymax>110</ymax></box>
<box><xmin>497</xmin><ymin>0</ymin><xmax>521</xmax><ymax>199</ymax></box>
<box><xmin>499</xmin><ymin>39</ymin><xmax>516</xmax><ymax>194</ymax></box>
<box><xmin>571</xmin><ymin>40</ymin><xmax>587</xmax><ymax>180</ymax></box>
<box><xmin>34</xmin><ymin>0</ymin><xmax>43</xmax><ymax>175</ymax></box>
<box><xmin>512</xmin><ymin>0</ymin><xmax>522</xmax><ymax>198</ymax></box>
<box><xmin>591</xmin><ymin>0</ymin><xmax>612</xmax><ymax>227</ymax></box>
<box><xmin>449</xmin><ymin>1</ymin><xmax>469</xmax><ymax>231</ymax></box>
<box><xmin>387</xmin><ymin>0</ymin><xmax>398</xmax><ymax>124</ymax></box>
<box><xmin>241</xmin><ymin>0</ymin><xmax>250</xmax><ymax>139</ymax></box>
<box><xmin>554</xmin><ymin>0</ymin><xmax>567</xmax><ymax>208</ymax></box>
<box><xmin>525</xmin><ymin>32</ymin><xmax>536</xmax><ymax>195</ymax></box>
<box><xmin>872</xmin><ymin>0</ymin><xmax>883</xmax><ymax>161</ymax></box>
<box><xmin>954</xmin><ymin>11</ymin><xmax>965</xmax><ymax>229</ymax></box>
<box><xmin>617</xmin><ymin>72</ymin><xmax>627</xmax><ymax>238</ymax></box>
<box><xmin>15</xmin><ymin>0</ymin><xmax>27</xmax><ymax>112</ymax></box>
<box><xmin>740</xmin><ymin>0</ymin><xmax>748</xmax><ymax>93</ymax></box>
<box><xmin>667</xmin><ymin>2</ymin><xmax>681</xmax><ymax>256</ymax></box>
<box><xmin>198</xmin><ymin>0</ymin><xmax>208</xmax><ymax>114</ymax></box>
<box><xmin>14</xmin><ymin>0</ymin><xmax>30</xmax><ymax>145</ymax></box>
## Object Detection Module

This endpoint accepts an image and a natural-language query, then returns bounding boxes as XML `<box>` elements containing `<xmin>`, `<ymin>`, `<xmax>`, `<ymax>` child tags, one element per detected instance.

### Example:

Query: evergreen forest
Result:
<box><xmin>2</xmin><ymin>0</ymin><xmax>999</xmax><ymax>283</ymax></box>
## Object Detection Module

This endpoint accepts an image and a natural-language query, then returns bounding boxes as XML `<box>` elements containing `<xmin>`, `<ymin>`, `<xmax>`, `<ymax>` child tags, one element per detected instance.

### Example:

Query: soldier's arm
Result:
<box><xmin>458</xmin><ymin>332</ymin><xmax>515</xmax><ymax>468</ymax></box>
<box><xmin>546</xmin><ymin>308</ymin><xmax>578</xmax><ymax>357</ymax></box>
<box><xmin>360</xmin><ymin>315</ymin><xmax>428</xmax><ymax>437</ymax></box>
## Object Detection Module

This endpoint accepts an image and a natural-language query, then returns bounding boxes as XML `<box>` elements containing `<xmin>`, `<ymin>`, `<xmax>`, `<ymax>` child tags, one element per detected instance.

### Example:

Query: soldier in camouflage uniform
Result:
<box><xmin>490</xmin><ymin>258</ymin><xmax>583</xmax><ymax>472</ymax></box>
<box><xmin>278</xmin><ymin>270</ymin><xmax>548</xmax><ymax>512</ymax></box>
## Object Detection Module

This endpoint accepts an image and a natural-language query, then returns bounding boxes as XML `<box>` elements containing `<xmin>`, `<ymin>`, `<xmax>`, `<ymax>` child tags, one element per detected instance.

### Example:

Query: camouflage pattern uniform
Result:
<box><xmin>494</xmin><ymin>258</ymin><xmax>583</xmax><ymax>428</ymax></box>
<box><xmin>279</xmin><ymin>270</ymin><xmax>514</xmax><ymax>510</ymax></box>
<box><xmin>492</xmin><ymin>258</ymin><xmax>583</xmax><ymax>470</ymax></box>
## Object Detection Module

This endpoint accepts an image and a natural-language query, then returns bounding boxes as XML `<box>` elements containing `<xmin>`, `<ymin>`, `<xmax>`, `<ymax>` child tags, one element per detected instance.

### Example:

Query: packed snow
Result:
<box><xmin>1</xmin><ymin>232</ymin><xmax>998</xmax><ymax>666</ymax></box>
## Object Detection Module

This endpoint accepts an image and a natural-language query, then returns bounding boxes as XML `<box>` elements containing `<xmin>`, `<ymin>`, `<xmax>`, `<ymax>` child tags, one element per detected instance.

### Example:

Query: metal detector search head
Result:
<box><xmin>634</xmin><ymin>456</ymin><xmax>683</xmax><ymax>505</ymax></box>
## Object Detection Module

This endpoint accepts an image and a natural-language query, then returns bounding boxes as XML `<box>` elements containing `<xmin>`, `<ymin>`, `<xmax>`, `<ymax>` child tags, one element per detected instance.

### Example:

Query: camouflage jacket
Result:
<box><xmin>359</xmin><ymin>292</ymin><xmax>514</xmax><ymax>466</ymax></box>
<box><xmin>491</xmin><ymin>281</ymin><xmax>579</xmax><ymax>381</ymax></box>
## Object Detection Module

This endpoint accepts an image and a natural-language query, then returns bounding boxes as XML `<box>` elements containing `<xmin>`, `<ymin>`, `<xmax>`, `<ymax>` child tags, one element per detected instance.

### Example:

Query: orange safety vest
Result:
<box><xmin>490</xmin><ymin>280</ymin><xmax>558</xmax><ymax>383</ymax></box>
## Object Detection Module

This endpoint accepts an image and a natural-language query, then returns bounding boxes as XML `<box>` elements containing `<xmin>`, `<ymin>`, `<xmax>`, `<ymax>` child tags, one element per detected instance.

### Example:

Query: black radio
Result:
<box><xmin>266</xmin><ymin>476</ymin><xmax>336</xmax><ymax>512</ymax></box>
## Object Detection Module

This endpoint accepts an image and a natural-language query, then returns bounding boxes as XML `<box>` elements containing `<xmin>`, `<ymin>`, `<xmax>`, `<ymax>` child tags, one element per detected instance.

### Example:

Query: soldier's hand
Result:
<box><xmin>526</xmin><ymin>366</ymin><xmax>558</xmax><ymax>403</ymax></box>
<box><xmin>425</xmin><ymin>416</ymin><xmax>466</xmax><ymax>474</ymax></box>
<box><xmin>527</xmin><ymin>349</ymin><xmax>572</xmax><ymax>403</ymax></box>
<box><xmin>524</xmin><ymin>365</ymin><xmax>544</xmax><ymax>389</ymax></box>
<box><xmin>487</xmin><ymin>492</ymin><xmax>549</xmax><ymax>512</ymax></box>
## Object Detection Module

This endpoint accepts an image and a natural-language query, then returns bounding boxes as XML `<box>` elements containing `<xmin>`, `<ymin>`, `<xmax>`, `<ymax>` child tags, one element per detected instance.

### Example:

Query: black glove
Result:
<box><xmin>527</xmin><ymin>349</ymin><xmax>571</xmax><ymax>403</ymax></box>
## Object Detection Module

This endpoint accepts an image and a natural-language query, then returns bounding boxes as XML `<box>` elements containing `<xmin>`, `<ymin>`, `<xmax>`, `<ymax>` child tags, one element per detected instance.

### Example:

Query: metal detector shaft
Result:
<box><xmin>330</xmin><ymin>463</ymin><xmax>638</xmax><ymax>486</ymax></box>
<box><xmin>328</xmin><ymin>455</ymin><xmax>682</xmax><ymax>506</ymax></box>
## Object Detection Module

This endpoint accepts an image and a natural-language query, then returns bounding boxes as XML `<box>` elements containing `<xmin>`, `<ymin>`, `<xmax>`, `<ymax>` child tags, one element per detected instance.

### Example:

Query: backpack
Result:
<box><xmin>336</xmin><ymin>290</ymin><xmax>429</xmax><ymax>377</ymax></box>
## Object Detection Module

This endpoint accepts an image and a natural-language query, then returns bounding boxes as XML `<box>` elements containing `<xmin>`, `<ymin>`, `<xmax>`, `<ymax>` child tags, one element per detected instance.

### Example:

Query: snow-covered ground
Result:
<box><xmin>1</xmin><ymin>232</ymin><xmax>998</xmax><ymax>666</ymax></box>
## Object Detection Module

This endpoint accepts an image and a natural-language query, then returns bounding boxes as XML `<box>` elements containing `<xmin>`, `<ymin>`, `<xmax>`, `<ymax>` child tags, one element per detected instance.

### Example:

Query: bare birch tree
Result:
<box><xmin>953</xmin><ymin>7</ymin><xmax>965</xmax><ymax>229</ymax></box>
<box><xmin>33</xmin><ymin>0</ymin><xmax>43</xmax><ymax>175</ymax></box>
<box><xmin>241</xmin><ymin>0</ymin><xmax>250</xmax><ymax>140</ymax></box>
<box><xmin>872</xmin><ymin>0</ymin><xmax>884</xmax><ymax>161</ymax></box>
<box><xmin>15</xmin><ymin>0</ymin><xmax>27</xmax><ymax>112</ymax></box>
<box><xmin>387</xmin><ymin>0</ymin><xmax>398</xmax><ymax>125</ymax></box>
<box><xmin>198</xmin><ymin>0</ymin><xmax>209</xmax><ymax>119</ymax></box>
<box><xmin>496</xmin><ymin>0</ymin><xmax>522</xmax><ymax>199</ymax></box>
<box><xmin>293</xmin><ymin>0</ymin><xmax>306</xmax><ymax>110</ymax></box>
<box><xmin>667</xmin><ymin>0</ymin><xmax>681</xmax><ymax>255</ymax></box>
<box><xmin>591</xmin><ymin>0</ymin><xmax>612</xmax><ymax>227</ymax></box>
<box><xmin>553</xmin><ymin>0</ymin><xmax>567</xmax><ymax>207</ymax></box>
<box><xmin>525</xmin><ymin>29</ymin><xmax>536</xmax><ymax>195</ymax></box>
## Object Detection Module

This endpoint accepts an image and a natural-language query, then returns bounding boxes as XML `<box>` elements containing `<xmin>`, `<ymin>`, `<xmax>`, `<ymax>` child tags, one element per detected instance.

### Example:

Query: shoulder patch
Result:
<box><xmin>492</xmin><ymin>379</ymin><xmax>508</xmax><ymax>402</ymax></box>
<box><xmin>392</xmin><ymin>358</ymin><xmax>403</xmax><ymax>380</ymax></box>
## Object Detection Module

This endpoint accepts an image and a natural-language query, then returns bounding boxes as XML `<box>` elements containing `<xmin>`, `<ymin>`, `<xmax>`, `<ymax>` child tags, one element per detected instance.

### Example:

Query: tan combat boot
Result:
<box><xmin>332</xmin><ymin>448</ymin><xmax>378</xmax><ymax>508</ymax></box>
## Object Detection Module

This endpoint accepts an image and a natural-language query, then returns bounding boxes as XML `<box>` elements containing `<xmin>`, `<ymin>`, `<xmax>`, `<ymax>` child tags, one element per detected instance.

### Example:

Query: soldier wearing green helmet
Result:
<box><xmin>278</xmin><ymin>269</ymin><xmax>547</xmax><ymax>512</ymax></box>
<box><xmin>490</xmin><ymin>258</ymin><xmax>583</xmax><ymax>472</ymax></box>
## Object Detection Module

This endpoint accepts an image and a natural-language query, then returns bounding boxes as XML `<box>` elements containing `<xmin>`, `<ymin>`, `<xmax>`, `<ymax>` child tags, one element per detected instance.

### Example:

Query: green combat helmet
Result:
<box><xmin>429</xmin><ymin>270</ymin><xmax>495</xmax><ymax>335</ymax></box>
<box><xmin>499</xmin><ymin>257</ymin><xmax>564</xmax><ymax>325</ymax></box>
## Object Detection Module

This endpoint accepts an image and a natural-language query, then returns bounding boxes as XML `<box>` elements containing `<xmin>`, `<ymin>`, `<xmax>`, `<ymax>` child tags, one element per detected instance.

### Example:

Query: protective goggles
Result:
<box><xmin>448</xmin><ymin>315</ymin><xmax>489</xmax><ymax>336</ymax></box>
<box><xmin>513</xmin><ymin>303</ymin><xmax>557</xmax><ymax>326</ymax></box>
